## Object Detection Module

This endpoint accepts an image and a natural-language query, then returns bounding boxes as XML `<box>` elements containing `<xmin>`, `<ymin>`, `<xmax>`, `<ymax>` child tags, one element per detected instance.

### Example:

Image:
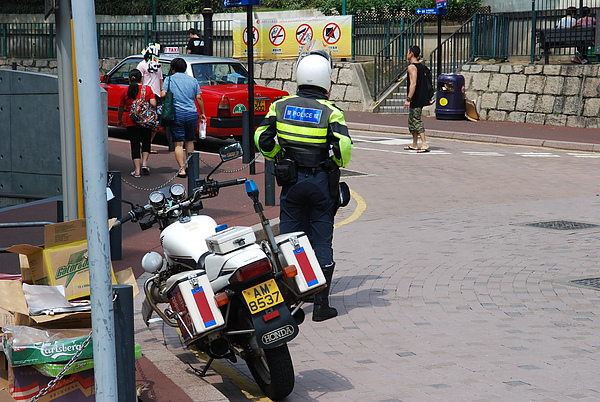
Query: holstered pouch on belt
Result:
<box><xmin>274</xmin><ymin>159</ymin><xmax>298</xmax><ymax>186</ymax></box>
<box><xmin>323</xmin><ymin>159</ymin><xmax>340</xmax><ymax>198</ymax></box>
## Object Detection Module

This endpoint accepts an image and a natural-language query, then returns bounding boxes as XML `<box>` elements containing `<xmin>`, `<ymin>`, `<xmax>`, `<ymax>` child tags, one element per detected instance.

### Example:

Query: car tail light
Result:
<box><xmin>230</xmin><ymin>258</ymin><xmax>272</xmax><ymax>283</ymax></box>
<box><xmin>217</xmin><ymin>96</ymin><xmax>230</xmax><ymax>117</ymax></box>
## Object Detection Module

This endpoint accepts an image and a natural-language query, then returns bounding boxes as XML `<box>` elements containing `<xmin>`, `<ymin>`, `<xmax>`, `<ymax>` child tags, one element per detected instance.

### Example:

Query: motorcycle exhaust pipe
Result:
<box><xmin>208</xmin><ymin>338</ymin><xmax>230</xmax><ymax>358</ymax></box>
<box><xmin>292</xmin><ymin>307</ymin><xmax>305</xmax><ymax>325</ymax></box>
<box><xmin>143</xmin><ymin>276</ymin><xmax>179</xmax><ymax>328</ymax></box>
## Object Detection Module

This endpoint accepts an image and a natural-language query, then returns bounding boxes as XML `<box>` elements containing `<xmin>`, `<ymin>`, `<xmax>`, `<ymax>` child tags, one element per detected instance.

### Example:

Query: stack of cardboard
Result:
<box><xmin>0</xmin><ymin>220</ymin><xmax>137</xmax><ymax>402</ymax></box>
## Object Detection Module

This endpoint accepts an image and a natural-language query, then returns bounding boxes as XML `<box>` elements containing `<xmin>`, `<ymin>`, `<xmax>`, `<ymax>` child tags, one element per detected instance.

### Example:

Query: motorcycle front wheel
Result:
<box><xmin>246</xmin><ymin>343</ymin><xmax>294</xmax><ymax>400</ymax></box>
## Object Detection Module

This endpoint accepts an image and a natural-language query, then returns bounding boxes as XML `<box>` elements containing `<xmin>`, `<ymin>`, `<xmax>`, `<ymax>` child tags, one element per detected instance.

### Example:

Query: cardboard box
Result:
<box><xmin>32</xmin><ymin>344</ymin><xmax>141</xmax><ymax>377</ymax></box>
<box><xmin>7</xmin><ymin>220</ymin><xmax>117</xmax><ymax>300</ymax></box>
<box><xmin>3</xmin><ymin>328</ymin><xmax>94</xmax><ymax>367</ymax></box>
<box><xmin>0</xmin><ymin>268</ymin><xmax>137</xmax><ymax>331</ymax></box>
<box><xmin>9</xmin><ymin>366</ymin><xmax>94</xmax><ymax>401</ymax></box>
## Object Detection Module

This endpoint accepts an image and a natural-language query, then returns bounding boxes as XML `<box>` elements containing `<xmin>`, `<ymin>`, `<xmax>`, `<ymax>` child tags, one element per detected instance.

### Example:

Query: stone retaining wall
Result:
<box><xmin>461</xmin><ymin>64</ymin><xmax>600</xmax><ymax>129</ymax></box>
<box><xmin>0</xmin><ymin>57</ymin><xmax>371</xmax><ymax>112</ymax></box>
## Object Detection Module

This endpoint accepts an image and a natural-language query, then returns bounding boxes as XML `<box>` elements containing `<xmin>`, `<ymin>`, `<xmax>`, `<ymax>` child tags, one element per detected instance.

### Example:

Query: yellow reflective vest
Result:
<box><xmin>254</xmin><ymin>94</ymin><xmax>353</xmax><ymax>168</ymax></box>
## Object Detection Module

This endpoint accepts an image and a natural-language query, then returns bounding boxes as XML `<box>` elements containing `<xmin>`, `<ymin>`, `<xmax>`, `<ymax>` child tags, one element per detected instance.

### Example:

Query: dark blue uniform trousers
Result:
<box><xmin>279</xmin><ymin>169</ymin><xmax>336</xmax><ymax>268</ymax></box>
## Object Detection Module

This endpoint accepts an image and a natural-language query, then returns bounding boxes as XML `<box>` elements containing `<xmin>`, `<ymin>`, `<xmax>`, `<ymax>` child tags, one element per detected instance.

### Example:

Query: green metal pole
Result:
<box><xmin>2</xmin><ymin>24</ymin><xmax>7</xmax><ymax>58</ymax></box>
<box><xmin>152</xmin><ymin>0</ymin><xmax>157</xmax><ymax>42</ymax></box>
<box><xmin>530</xmin><ymin>0</ymin><xmax>536</xmax><ymax>64</ymax></box>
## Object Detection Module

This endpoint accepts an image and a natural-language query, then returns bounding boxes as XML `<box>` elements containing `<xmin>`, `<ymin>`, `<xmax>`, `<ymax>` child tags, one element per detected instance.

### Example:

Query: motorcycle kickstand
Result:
<box><xmin>186</xmin><ymin>357</ymin><xmax>214</xmax><ymax>377</ymax></box>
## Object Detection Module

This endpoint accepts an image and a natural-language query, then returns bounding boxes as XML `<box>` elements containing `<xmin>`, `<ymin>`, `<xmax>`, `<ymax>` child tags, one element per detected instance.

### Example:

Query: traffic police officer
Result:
<box><xmin>255</xmin><ymin>45</ymin><xmax>353</xmax><ymax>322</ymax></box>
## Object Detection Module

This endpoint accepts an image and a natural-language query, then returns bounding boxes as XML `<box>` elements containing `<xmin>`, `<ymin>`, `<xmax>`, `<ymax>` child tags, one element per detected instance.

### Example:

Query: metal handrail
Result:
<box><xmin>429</xmin><ymin>15</ymin><xmax>476</xmax><ymax>86</ymax></box>
<box><xmin>0</xmin><ymin>221</ymin><xmax>55</xmax><ymax>253</ymax></box>
<box><xmin>1</xmin><ymin>21</ymin><xmax>233</xmax><ymax>59</ymax></box>
<box><xmin>372</xmin><ymin>17</ymin><xmax>424</xmax><ymax>102</ymax></box>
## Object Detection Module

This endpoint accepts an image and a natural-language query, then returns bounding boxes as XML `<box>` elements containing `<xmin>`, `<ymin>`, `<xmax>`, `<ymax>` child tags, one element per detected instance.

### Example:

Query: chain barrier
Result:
<box><xmin>200</xmin><ymin>153</ymin><xmax>260</xmax><ymax>174</ymax></box>
<box><xmin>113</xmin><ymin>152</ymin><xmax>261</xmax><ymax>192</ymax></box>
<box><xmin>117</xmin><ymin>153</ymin><xmax>194</xmax><ymax>192</ymax></box>
<box><xmin>29</xmin><ymin>330</ymin><xmax>93</xmax><ymax>402</ymax></box>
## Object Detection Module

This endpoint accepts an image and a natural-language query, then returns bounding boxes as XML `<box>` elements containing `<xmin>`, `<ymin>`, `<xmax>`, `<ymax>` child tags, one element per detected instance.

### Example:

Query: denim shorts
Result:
<box><xmin>171</xmin><ymin>109</ymin><xmax>198</xmax><ymax>142</ymax></box>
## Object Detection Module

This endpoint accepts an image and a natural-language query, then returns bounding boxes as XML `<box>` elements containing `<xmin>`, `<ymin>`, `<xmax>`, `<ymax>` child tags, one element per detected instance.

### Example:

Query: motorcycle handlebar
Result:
<box><xmin>217</xmin><ymin>178</ymin><xmax>247</xmax><ymax>188</ymax></box>
<box><xmin>112</xmin><ymin>205</ymin><xmax>149</xmax><ymax>229</ymax></box>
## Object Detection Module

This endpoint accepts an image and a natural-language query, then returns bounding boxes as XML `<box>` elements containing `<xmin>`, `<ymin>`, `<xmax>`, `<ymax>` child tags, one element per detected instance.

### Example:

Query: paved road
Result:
<box><xmin>3</xmin><ymin>124</ymin><xmax>599</xmax><ymax>401</ymax></box>
<box><xmin>169</xmin><ymin>127</ymin><xmax>600</xmax><ymax>401</ymax></box>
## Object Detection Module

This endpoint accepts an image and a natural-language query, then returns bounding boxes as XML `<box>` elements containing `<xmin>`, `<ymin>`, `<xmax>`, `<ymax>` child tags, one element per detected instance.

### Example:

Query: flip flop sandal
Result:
<box><xmin>417</xmin><ymin>148</ymin><xmax>430</xmax><ymax>153</ymax></box>
<box><xmin>404</xmin><ymin>146</ymin><xmax>419</xmax><ymax>150</ymax></box>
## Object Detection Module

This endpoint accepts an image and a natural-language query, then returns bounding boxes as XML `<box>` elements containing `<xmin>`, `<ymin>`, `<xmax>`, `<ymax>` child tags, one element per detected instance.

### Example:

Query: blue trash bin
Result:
<box><xmin>435</xmin><ymin>74</ymin><xmax>466</xmax><ymax>120</ymax></box>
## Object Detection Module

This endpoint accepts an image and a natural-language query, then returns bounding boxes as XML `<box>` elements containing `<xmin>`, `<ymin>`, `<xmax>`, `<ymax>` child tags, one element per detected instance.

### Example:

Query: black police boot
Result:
<box><xmin>312</xmin><ymin>263</ymin><xmax>337</xmax><ymax>322</ymax></box>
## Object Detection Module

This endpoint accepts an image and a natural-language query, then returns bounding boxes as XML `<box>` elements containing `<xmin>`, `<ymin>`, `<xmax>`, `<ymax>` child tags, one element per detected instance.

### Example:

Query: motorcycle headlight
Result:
<box><xmin>141</xmin><ymin>251</ymin><xmax>164</xmax><ymax>273</ymax></box>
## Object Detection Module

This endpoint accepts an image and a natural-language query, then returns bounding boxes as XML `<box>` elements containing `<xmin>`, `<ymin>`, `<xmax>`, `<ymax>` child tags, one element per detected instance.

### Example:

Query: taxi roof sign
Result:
<box><xmin>163</xmin><ymin>46</ymin><xmax>180</xmax><ymax>55</ymax></box>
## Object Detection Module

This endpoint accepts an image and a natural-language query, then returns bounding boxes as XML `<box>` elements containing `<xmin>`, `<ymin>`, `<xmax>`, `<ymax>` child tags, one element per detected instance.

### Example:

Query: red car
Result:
<box><xmin>100</xmin><ymin>54</ymin><xmax>288</xmax><ymax>139</ymax></box>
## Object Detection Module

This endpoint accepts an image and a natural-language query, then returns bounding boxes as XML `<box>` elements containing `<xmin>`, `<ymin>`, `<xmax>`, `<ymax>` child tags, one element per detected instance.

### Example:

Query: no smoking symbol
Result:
<box><xmin>243</xmin><ymin>26</ymin><xmax>259</xmax><ymax>46</ymax></box>
<box><xmin>296</xmin><ymin>24</ymin><xmax>313</xmax><ymax>45</ymax></box>
<box><xmin>269</xmin><ymin>25</ymin><xmax>285</xmax><ymax>46</ymax></box>
<box><xmin>323</xmin><ymin>23</ymin><xmax>340</xmax><ymax>45</ymax></box>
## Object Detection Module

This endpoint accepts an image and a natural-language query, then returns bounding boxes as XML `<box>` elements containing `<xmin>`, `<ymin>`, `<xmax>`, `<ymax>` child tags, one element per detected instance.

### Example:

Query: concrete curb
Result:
<box><xmin>347</xmin><ymin>122</ymin><xmax>600</xmax><ymax>153</ymax></box>
<box><xmin>134</xmin><ymin>274</ymin><xmax>229</xmax><ymax>402</ymax></box>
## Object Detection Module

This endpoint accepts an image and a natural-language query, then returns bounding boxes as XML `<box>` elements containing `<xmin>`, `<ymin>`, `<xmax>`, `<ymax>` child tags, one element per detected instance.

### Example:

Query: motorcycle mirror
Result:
<box><xmin>207</xmin><ymin>142</ymin><xmax>244</xmax><ymax>181</ymax></box>
<box><xmin>219</xmin><ymin>142</ymin><xmax>243</xmax><ymax>162</ymax></box>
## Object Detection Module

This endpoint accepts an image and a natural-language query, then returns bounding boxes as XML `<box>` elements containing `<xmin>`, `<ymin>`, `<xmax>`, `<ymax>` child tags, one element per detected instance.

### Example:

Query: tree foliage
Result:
<box><xmin>2</xmin><ymin>0</ymin><xmax>481</xmax><ymax>15</ymax></box>
<box><xmin>314</xmin><ymin>0</ymin><xmax>482</xmax><ymax>16</ymax></box>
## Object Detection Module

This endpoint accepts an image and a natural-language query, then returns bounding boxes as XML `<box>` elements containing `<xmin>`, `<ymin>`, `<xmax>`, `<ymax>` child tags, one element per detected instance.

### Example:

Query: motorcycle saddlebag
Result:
<box><xmin>275</xmin><ymin>232</ymin><xmax>326</xmax><ymax>296</ymax></box>
<box><xmin>205</xmin><ymin>226</ymin><xmax>256</xmax><ymax>255</ymax></box>
<box><xmin>168</xmin><ymin>270</ymin><xmax>225</xmax><ymax>344</ymax></box>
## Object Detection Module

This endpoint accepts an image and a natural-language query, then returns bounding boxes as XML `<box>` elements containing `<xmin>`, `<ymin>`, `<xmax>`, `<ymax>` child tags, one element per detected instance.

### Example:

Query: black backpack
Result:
<box><xmin>422</xmin><ymin>65</ymin><xmax>435</xmax><ymax>105</ymax></box>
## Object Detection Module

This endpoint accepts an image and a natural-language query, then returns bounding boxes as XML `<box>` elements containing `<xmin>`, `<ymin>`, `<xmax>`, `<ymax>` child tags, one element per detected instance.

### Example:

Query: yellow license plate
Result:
<box><xmin>254</xmin><ymin>99</ymin><xmax>266</xmax><ymax>112</ymax></box>
<box><xmin>242</xmin><ymin>279</ymin><xmax>282</xmax><ymax>314</ymax></box>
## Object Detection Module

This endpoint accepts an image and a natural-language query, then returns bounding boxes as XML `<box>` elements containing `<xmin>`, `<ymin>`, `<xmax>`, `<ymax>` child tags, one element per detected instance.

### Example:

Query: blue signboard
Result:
<box><xmin>224</xmin><ymin>0</ymin><xmax>259</xmax><ymax>7</ymax></box>
<box><xmin>436</xmin><ymin>0</ymin><xmax>447</xmax><ymax>8</ymax></box>
<box><xmin>416</xmin><ymin>8</ymin><xmax>448</xmax><ymax>15</ymax></box>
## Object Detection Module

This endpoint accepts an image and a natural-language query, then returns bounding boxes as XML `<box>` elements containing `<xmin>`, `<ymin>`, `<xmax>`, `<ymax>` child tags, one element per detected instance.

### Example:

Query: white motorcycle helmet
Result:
<box><xmin>295</xmin><ymin>40</ymin><xmax>333</xmax><ymax>93</ymax></box>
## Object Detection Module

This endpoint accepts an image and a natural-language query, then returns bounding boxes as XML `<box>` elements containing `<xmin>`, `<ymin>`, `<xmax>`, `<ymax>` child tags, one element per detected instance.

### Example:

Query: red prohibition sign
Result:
<box><xmin>243</xmin><ymin>26</ymin><xmax>259</xmax><ymax>46</ymax></box>
<box><xmin>269</xmin><ymin>25</ymin><xmax>286</xmax><ymax>46</ymax></box>
<box><xmin>296</xmin><ymin>24</ymin><xmax>313</xmax><ymax>45</ymax></box>
<box><xmin>322</xmin><ymin>23</ymin><xmax>341</xmax><ymax>45</ymax></box>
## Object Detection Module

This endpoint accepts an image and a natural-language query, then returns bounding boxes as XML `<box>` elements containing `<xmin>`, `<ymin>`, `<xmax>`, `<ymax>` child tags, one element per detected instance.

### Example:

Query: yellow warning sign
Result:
<box><xmin>233</xmin><ymin>16</ymin><xmax>352</xmax><ymax>60</ymax></box>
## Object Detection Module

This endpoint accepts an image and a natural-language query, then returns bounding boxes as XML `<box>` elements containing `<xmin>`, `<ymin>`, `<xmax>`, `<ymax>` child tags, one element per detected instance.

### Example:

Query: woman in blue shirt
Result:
<box><xmin>161</xmin><ymin>58</ymin><xmax>206</xmax><ymax>178</ymax></box>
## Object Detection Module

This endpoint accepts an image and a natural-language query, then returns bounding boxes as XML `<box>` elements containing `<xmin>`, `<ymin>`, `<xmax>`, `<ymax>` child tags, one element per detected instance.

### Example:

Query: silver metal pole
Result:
<box><xmin>56</xmin><ymin>0</ymin><xmax>78</xmax><ymax>221</ymax></box>
<box><xmin>70</xmin><ymin>0</ymin><xmax>118</xmax><ymax>400</ymax></box>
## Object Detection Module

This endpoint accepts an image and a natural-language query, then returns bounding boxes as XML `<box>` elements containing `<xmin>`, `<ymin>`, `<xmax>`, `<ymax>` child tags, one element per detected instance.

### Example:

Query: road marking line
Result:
<box><xmin>335</xmin><ymin>189</ymin><xmax>366</xmax><ymax>229</ymax></box>
<box><xmin>463</xmin><ymin>151</ymin><xmax>504</xmax><ymax>156</ymax></box>
<box><xmin>567</xmin><ymin>153</ymin><xmax>600</xmax><ymax>158</ymax></box>
<box><xmin>515</xmin><ymin>152</ymin><xmax>560</xmax><ymax>157</ymax></box>
<box><xmin>354</xmin><ymin>146</ymin><xmax>450</xmax><ymax>155</ymax></box>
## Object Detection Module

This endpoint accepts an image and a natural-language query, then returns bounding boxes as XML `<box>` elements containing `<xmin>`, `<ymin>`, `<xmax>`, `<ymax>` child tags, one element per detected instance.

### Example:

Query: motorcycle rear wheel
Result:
<box><xmin>246</xmin><ymin>344</ymin><xmax>294</xmax><ymax>400</ymax></box>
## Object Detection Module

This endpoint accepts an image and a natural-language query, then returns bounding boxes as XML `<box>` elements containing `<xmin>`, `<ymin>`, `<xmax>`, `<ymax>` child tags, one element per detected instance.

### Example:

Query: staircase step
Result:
<box><xmin>383</xmin><ymin>99</ymin><xmax>406</xmax><ymax>107</ymax></box>
<box><xmin>378</xmin><ymin>106</ymin><xmax>409</xmax><ymax>114</ymax></box>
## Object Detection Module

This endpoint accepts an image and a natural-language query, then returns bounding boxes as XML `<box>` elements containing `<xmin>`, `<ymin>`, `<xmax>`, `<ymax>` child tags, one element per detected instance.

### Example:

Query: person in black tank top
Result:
<box><xmin>404</xmin><ymin>45</ymin><xmax>430</xmax><ymax>152</ymax></box>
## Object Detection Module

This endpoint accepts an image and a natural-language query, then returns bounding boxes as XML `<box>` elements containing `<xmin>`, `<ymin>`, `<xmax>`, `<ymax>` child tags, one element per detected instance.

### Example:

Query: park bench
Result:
<box><xmin>537</xmin><ymin>26</ymin><xmax>596</xmax><ymax>64</ymax></box>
